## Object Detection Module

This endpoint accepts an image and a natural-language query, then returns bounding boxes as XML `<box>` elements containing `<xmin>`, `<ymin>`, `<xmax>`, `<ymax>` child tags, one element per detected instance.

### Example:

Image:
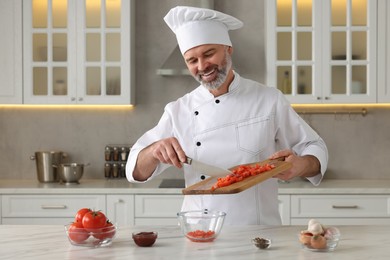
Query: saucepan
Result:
<box><xmin>53</xmin><ymin>163</ymin><xmax>90</xmax><ymax>184</ymax></box>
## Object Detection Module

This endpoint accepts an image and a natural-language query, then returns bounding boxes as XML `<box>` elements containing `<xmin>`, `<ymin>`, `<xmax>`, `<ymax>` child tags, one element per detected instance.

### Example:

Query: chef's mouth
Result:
<box><xmin>199</xmin><ymin>67</ymin><xmax>218</xmax><ymax>82</ymax></box>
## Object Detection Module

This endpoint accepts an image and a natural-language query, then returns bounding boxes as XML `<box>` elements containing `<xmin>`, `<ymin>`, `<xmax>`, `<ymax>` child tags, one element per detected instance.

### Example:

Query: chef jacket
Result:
<box><xmin>126</xmin><ymin>72</ymin><xmax>328</xmax><ymax>225</ymax></box>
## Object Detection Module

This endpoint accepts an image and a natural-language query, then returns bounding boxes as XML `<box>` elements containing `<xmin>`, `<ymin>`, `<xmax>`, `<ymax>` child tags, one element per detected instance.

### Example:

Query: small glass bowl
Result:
<box><xmin>252</xmin><ymin>237</ymin><xmax>271</xmax><ymax>249</ymax></box>
<box><xmin>298</xmin><ymin>227</ymin><xmax>341</xmax><ymax>252</ymax></box>
<box><xmin>132</xmin><ymin>231</ymin><xmax>158</xmax><ymax>247</ymax></box>
<box><xmin>177</xmin><ymin>210</ymin><xmax>226</xmax><ymax>242</ymax></box>
<box><xmin>64</xmin><ymin>224</ymin><xmax>117</xmax><ymax>248</ymax></box>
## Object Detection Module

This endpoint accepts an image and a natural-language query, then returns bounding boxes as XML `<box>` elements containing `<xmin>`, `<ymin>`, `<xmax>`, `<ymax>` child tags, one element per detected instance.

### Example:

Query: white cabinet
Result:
<box><xmin>378</xmin><ymin>0</ymin><xmax>390</xmax><ymax>102</ymax></box>
<box><xmin>290</xmin><ymin>194</ymin><xmax>390</xmax><ymax>225</ymax></box>
<box><xmin>278</xmin><ymin>195</ymin><xmax>291</xmax><ymax>225</ymax></box>
<box><xmin>1</xmin><ymin>194</ymin><xmax>105</xmax><ymax>225</ymax></box>
<box><xmin>266</xmin><ymin>0</ymin><xmax>377</xmax><ymax>104</ymax></box>
<box><xmin>134</xmin><ymin>195</ymin><xmax>183</xmax><ymax>225</ymax></box>
<box><xmin>0</xmin><ymin>0</ymin><xmax>23</xmax><ymax>104</ymax></box>
<box><xmin>22</xmin><ymin>0</ymin><xmax>134</xmax><ymax>105</ymax></box>
<box><xmin>106</xmin><ymin>194</ymin><xmax>135</xmax><ymax>227</ymax></box>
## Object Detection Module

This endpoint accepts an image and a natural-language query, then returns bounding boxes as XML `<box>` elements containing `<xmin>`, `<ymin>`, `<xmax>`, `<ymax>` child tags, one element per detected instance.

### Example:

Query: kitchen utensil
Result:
<box><xmin>184</xmin><ymin>157</ymin><xmax>232</xmax><ymax>177</ymax></box>
<box><xmin>30</xmin><ymin>151</ymin><xmax>67</xmax><ymax>183</ymax></box>
<box><xmin>177</xmin><ymin>209</ymin><xmax>226</xmax><ymax>242</ymax></box>
<box><xmin>55</xmin><ymin>163</ymin><xmax>89</xmax><ymax>184</ymax></box>
<box><xmin>182</xmin><ymin>158</ymin><xmax>291</xmax><ymax>195</ymax></box>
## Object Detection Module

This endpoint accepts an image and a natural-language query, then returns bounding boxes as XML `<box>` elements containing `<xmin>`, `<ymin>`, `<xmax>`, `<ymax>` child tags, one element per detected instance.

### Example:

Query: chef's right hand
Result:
<box><xmin>150</xmin><ymin>137</ymin><xmax>187</xmax><ymax>168</ymax></box>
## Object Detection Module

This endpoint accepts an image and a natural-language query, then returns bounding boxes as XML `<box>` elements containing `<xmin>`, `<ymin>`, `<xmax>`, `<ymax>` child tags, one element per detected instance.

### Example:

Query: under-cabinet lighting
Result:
<box><xmin>0</xmin><ymin>105</ymin><xmax>134</xmax><ymax>110</ymax></box>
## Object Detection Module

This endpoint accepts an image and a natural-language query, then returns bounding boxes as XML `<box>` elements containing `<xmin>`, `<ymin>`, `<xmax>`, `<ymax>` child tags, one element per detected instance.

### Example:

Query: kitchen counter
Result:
<box><xmin>0</xmin><ymin>224</ymin><xmax>388</xmax><ymax>259</ymax></box>
<box><xmin>1</xmin><ymin>178</ymin><xmax>390</xmax><ymax>195</ymax></box>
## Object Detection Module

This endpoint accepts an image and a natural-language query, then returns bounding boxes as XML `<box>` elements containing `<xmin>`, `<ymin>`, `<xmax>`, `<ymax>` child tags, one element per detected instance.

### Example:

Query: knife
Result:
<box><xmin>184</xmin><ymin>157</ymin><xmax>232</xmax><ymax>177</ymax></box>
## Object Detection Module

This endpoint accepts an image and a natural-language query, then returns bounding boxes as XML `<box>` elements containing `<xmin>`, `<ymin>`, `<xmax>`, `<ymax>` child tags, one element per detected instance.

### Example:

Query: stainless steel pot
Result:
<box><xmin>55</xmin><ymin>163</ymin><xmax>89</xmax><ymax>184</ymax></box>
<box><xmin>30</xmin><ymin>151</ymin><xmax>67</xmax><ymax>183</ymax></box>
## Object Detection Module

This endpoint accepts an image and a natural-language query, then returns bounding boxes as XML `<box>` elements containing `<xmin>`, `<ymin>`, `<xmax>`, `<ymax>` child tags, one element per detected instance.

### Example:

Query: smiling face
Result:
<box><xmin>183</xmin><ymin>44</ymin><xmax>234</xmax><ymax>93</ymax></box>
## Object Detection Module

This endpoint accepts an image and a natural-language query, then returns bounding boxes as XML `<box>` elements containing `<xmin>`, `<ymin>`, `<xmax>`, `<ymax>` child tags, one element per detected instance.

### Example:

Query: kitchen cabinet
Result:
<box><xmin>378</xmin><ymin>0</ymin><xmax>390</xmax><ymax>102</ymax></box>
<box><xmin>106</xmin><ymin>194</ymin><xmax>135</xmax><ymax>227</ymax></box>
<box><xmin>0</xmin><ymin>0</ymin><xmax>23</xmax><ymax>104</ymax></box>
<box><xmin>134</xmin><ymin>195</ymin><xmax>183</xmax><ymax>225</ymax></box>
<box><xmin>278</xmin><ymin>195</ymin><xmax>291</xmax><ymax>225</ymax></box>
<box><xmin>1</xmin><ymin>194</ymin><xmax>106</xmax><ymax>224</ymax></box>
<box><xmin>22</xmin><ymin>0</ymin><xmax>134</xmax><ymax>105</ymax></box>
<box><xmin>290</xmin><ymin>194</ymin><xmax>390</xmax><ymax>225</ymax></box>
<box><xmin>266</xmin><ymin>0</ymin><xmax>377</xmax><ymax>104</ymax></box>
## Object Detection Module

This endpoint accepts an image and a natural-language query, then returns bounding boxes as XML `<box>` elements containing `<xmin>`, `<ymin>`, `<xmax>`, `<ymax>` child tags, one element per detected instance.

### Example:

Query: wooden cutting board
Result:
<box><xmin>182</xmin><ymin>159</ymin><xmax>292</xmax><ymax>195</ymax></box>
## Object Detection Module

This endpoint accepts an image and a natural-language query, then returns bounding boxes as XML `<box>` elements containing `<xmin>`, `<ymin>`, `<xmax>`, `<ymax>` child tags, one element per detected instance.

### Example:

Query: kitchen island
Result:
<box><xmin>0</xmin><ymin>224</ymin><xmax>388</xmax><ymax>259</ymax></box>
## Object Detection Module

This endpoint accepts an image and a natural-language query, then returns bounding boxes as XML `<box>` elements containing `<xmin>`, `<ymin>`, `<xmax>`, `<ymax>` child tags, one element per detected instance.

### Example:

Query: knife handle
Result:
<box><xmin>185</xmin><ymin>156</ymin><xmax>192</xmax><ymax>165</ymax></box>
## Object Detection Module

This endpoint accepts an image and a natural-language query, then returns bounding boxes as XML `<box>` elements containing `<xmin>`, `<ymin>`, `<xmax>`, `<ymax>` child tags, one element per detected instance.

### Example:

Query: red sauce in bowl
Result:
<box><xmin>132</xmin><ymin>232</ymin><xmax>158</xmax><ymax>247</ymax></box>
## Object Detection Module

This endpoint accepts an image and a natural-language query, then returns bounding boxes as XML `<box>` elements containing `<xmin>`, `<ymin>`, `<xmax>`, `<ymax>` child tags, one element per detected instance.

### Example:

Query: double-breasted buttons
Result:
<box><xmin>215</xmin><ymin>99</ymin><xmax>220</xmax><ymax>104</ymax></box>
<box><xmin>200</xmin><ymin>175</ymin><xmax>206</xmax><ymax>180</ymax></box>
<box><xmin>196</xmin><ymin>142</ymin><xmax>201</xmax><ymax>146</ymax></box>
<box><xmin>194</xmin><ymin>111</ymin><xmax>199</xmax><ymax>115</ymax></box>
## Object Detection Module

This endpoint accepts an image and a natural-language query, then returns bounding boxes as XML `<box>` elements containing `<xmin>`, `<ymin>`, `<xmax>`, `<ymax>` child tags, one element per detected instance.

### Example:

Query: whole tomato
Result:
<box><xmin>82</xmin><ymin>210</ymin><xmax>107</xmax><ymax>232</ymax></box>
<box><xmin>68</xmin><ymin>222</ymin><xmax>90</xmax><ymax>243</ymax></box>
<box><xmin>74</xmin><ymin>208</ymin><xmax>92</xmax><ymax>223</ymax></box>
<box><xmin>93</xmin><ymin>221</ymin><xmax>116</xmax><ymax>240</ymax></box>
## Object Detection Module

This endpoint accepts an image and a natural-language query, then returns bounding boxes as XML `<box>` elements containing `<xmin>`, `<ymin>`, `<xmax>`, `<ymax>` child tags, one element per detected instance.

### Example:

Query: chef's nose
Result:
<box><xmin>197</xmin><ymin>58</ymin><xmax>209</xmax><ymax>72</ymax></box>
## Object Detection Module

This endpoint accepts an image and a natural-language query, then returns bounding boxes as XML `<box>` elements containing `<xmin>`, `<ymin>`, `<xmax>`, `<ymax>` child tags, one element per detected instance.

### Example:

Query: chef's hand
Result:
<box><xmin>149</xmin><ymin>137</ymin><xmax>187</xmax><ymax>168</ymax></box>
<box><xmin>133</xmin><ymin>137</ymin><xmax>187</xmax><ymax>181</ymax></box>
<box><xmin>269</xmin><ymin>149</ymin><xmax>321</xmax><ymax>181</ymax></box>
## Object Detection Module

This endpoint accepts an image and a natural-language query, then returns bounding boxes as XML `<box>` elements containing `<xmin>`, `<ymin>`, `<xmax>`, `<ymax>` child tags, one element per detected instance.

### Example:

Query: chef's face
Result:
<box><xmin>184</xmin><ymin>44</ymin><xmax>233</xmax><ymax>90</ymax></box>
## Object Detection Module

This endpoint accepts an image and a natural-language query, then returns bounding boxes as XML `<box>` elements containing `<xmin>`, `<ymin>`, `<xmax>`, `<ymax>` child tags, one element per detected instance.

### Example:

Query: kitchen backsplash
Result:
<box><xmin>1</xmin><ymin>0</ymin><xmax>389</xmax><ymax>181</ymax></box>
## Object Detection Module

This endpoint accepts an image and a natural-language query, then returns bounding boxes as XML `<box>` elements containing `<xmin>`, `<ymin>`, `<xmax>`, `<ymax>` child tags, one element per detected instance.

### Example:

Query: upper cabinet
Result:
<box><xmin>266</xmin><ymin>0</ymin><xmax>377</xmax><ymax>104</ymax></box>
<box><xmin>378</xmin><ymin>0</ymin><xmax>390</xmax><ymax>102</ymax></box>
<box><xmin>23</xmin><ymin>0</ymin><xmax>134</xmax><ymax>105</ymax></box>
<box><xmin>0</xmin><ymin>0</ymin><xmax>23</xmax><ymax>104</ymax></box>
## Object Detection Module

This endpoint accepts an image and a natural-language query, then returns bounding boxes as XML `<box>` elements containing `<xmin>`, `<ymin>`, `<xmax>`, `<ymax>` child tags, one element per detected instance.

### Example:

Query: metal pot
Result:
<box><xmin>55</xmin><ymin>163</ymin><xmax>89</xmax><ymax>184</ymax></box>
<box><xmin>30</xmin><ymin>151</ymin><xmax>67</xmax><ymax>183</ymax></box>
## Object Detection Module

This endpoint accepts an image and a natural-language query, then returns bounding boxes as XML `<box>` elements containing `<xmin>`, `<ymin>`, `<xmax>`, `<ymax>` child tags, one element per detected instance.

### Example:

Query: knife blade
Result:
<box><xmin>184</xmin><ymin>157</ymin><xmax>232</xmax><ymax>177</ymax></box>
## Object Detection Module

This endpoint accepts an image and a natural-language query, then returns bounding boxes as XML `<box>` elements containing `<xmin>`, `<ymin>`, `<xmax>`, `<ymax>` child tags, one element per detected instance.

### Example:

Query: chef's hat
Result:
<box><xmin>164</xmin><ymin>6</ymin><xmax>243</xmax><ymax>54</ymax></box>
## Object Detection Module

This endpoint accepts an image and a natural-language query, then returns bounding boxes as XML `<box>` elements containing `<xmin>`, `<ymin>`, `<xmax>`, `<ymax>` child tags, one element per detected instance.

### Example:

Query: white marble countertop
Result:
<box><xmin>0</xmin><ymin>224</ymin><xmax>388</xmax><ymax>259</ymax></box>
<box><xmin>1</xmin><ymin>178</ymin><xmax>390</xmax><ymax>195</ymax></box>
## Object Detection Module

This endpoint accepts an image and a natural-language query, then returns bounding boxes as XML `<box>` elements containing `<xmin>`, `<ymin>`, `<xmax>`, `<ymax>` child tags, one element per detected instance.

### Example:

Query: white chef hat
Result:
<box><xmin>164</xmin><ymin>6</ymin><xmax>243</xmax><ymax>54</ymax></box>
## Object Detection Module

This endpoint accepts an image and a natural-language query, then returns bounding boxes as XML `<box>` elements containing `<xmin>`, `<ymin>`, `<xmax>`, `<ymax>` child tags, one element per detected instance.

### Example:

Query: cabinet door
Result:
<box><xmin>23</xmin><ymin>0</ymin><xmax>134</xmax><ymax>104</ymax></box>
<box><xmin>266</xmin><ymin>0</ymin><xmax>377</xmax><ymax>104</ymax></box>
<box><xmin>278</xmin><ymin>195</ymin><xmax>290</xmax><ymax>225</ymax></box>
<box><xmin>378</xmin><ymin>0</ymin><xmax>390</xmax><ymax>102</ymax></box>
<box><xmin>0</xmin><ymin>0</ymin><xmax>22</xmax><ymax>104</ymax></box>
<box><xmin>135</xmin><ymin>195</ymin><xmax>183</xmax><ymax>225</ymax></box>
<box><xmin>106</xmin><ymin>194</ymin><xmax>134</xmax><ymax>227</ymax></box>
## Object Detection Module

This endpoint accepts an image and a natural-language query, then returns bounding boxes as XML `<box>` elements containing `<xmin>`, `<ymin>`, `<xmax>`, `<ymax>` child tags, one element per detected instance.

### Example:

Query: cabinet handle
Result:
<box><xmin>324</xmin><ymin>96</ymin><xmax>330</xmax><ymax>100</ymax></box>
<box><xmin>316</xmin><ymin>97</ymin><xmax>321</xmax><ymax>100</ymax></box>
<box><xmin>332</xmin><ymin>205</ymin><xmax>358</xmax><ymax>209</ymax></box>
<box><xmin>78</xmin><ymin>97</ymin><xmax>83</xmax><ymax>102</ymax></box>
<box><xmin>71</xmin><ymin>97</ymin><xmax>76</xmax><ymax>101</ymax></box>
<box><xmin>41</xmin><ymin>205</ymin><xmax>67</xmax><ymax>209</ymax></box>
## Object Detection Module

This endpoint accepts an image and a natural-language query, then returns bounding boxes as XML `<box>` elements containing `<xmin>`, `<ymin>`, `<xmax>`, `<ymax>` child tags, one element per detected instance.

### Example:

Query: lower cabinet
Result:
<box><xmin>1</xmin><ymin>194</ymin><xmax>106</xmax><ymax>224</ymax></box>
<box><xmin>106</xmin><ymin>195</ymin><xmax>135</xmax><ymax>227</ymax></box>
<box><xmin>278</xmin><ymin>195</ymin><xmax>291</xmax><ymax>225</ymax></box>
<box><xmin>134</xmin><ymin>194</ymin><xmax>183</xmax><ymax>225</ymax></box>
<box><xmin>290</xmin><ymin>194</ymin><xmax>390</xmax><ymax>225</ymax></box>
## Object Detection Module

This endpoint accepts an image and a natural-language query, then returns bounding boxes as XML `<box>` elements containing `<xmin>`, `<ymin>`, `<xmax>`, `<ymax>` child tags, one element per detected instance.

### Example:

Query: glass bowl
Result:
<box><xmin>132</xmin><ymin>231</ymin><xmax>158</xmax><ymax>247</ymax></box>
<box><xmin>64</xmin><ymin>224</ymin><xmax>117</xmax><ymax>247</ymax></box>
<box><xmin>177</xmin><ymin>209</ymin><xmax>226</xmax><ymax>242</ymax></box>
<box><xmin>252</xmin><ymin>237</ymin><xmax>271</xmax><ymax>249</ymax></box>
<box><xmin>298</xmin><ymin>227</ymin><xmax>341</xmax><ymax>252</ymax></box>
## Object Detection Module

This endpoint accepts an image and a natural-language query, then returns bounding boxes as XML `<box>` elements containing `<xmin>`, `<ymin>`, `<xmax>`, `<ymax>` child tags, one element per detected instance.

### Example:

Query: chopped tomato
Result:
<box><xmin>211</xmin><ymin>163</ymin><xmax>276</xmax><ymax>191</ymax></box>
<box><xmin>187</xmin><ymin>230</ymin><xmax>216</xmax><ymax>242</ymax></box>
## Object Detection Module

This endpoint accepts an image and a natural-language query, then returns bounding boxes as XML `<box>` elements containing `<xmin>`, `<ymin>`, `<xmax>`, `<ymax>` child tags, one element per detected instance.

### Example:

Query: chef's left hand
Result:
<box><xmin>269</xmin><ymin>149</ymin><xmax>320</xmax><ymax>181</ymax></box>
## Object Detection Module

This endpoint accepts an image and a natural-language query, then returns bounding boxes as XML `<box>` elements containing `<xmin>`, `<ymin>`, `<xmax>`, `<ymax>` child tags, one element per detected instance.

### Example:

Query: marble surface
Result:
<box><xmin>0</xmin><ymin>224</ymin><xmax>389</xmax><ymax>259</ymax></box>
<box><xmin>1</xmin><ymin>178</ymin><xmax>390</xmax><ymax>195</ymax></box>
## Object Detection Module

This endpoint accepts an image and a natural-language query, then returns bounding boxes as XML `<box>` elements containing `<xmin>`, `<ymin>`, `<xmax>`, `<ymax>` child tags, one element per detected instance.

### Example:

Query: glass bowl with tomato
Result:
<box><xmin>177</xmin><ymin>209</ymin><xmax>226</xmax><ymax>242</ymax></box>
<box><xmin>65</xmin><ymin>208</ymin><xmax>117</xmax><ymax>247</ymax></box>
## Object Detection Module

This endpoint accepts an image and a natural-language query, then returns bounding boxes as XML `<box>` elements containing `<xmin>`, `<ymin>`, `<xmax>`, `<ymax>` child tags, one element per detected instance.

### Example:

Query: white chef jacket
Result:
<box><xmin>126</xmin><ymin>72</ymin><xmax>328</xmax><ymax>225</ymax></box>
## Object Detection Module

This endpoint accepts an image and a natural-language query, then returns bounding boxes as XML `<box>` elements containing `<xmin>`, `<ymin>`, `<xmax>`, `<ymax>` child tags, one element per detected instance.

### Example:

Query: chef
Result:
<box><xmin>126</xmin><ymin>6</ymin><xmax>328</xmax><ymax>225</ymax></box>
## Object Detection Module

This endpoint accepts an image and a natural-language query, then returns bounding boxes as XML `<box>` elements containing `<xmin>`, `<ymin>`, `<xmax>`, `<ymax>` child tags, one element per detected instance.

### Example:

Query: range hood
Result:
<box><xmin>156</xmin><ymin>0</ymin><xmax>214</xmax><ymax>76</ymax></box>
